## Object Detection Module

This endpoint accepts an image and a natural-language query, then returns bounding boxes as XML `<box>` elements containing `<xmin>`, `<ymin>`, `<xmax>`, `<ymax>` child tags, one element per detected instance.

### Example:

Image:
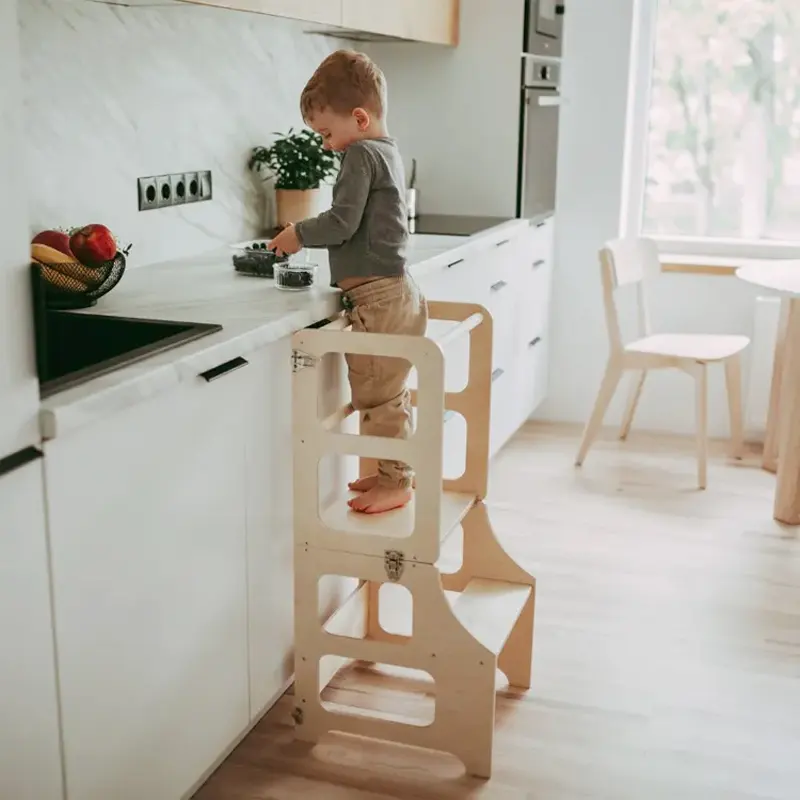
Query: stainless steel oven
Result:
<box><xmin>517</xmin><ymin>56</ymin><xmax>562</xmax><ymax>218</ymax></box>
<box><xmin>526</xmin><ymin>0</ymin><xmax>564</xmax><ymax>58</ymax></box>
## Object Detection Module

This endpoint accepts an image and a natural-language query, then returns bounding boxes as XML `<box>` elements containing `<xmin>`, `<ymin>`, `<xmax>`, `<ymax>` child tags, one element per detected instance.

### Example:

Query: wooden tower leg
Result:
<box><xmin>454</xmin><ymin>665</ymin><xmax>497</xmax><ymax>779</ymax></box>
<box><xmin>498</xmin><ymin>588</ymin><xmax>535</xmax><ymax>690</ymax></box>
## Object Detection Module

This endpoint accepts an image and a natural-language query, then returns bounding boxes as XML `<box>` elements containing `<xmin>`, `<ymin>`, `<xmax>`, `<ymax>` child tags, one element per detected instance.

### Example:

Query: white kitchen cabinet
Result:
<box><xmin>245</xmin><ymin>338</ymin><xmax>356</xmax><ymax>720</ymax></box>
<box><xmin>417</xmin><ymin>220</ymin><xmax>555</xmax><ymax>457</ymax></box>
<box><xmin>44</xmin><ymin>358</ymin><xmax>253</xmax><ymax>800</ymax></box>
<box><xmin>0</xmin><ymin>457</ymin><xmax>64</xmax><ymax>800</ymax></box>
<box><xmin>516</xmin><ymin>333</ymin><xmax>549</xmax><ymax>429</ymax></box>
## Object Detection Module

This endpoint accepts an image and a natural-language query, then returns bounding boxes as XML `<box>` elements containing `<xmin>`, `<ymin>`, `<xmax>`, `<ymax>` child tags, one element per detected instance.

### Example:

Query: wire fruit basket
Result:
<box><xmin>35</xmin><ymin>244</ymin><xmax>131</xmax><ymax>310</ymax></box>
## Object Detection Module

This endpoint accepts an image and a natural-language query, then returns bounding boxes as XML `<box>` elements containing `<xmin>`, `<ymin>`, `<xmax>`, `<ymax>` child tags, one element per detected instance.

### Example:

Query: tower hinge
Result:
<box><xmin>292</xmin><ymin>706</ymin><xmax>304</xmax><ymax>725</ymax></box>
<box><xmin>384</xmin><ymin>549</ymin><xmax>405</xmax><ymax>582</ymax></box>
<box><xmin>291</xmin><ymin>350</ymin><xmax>318</xmax><ymax>372</ymax></box>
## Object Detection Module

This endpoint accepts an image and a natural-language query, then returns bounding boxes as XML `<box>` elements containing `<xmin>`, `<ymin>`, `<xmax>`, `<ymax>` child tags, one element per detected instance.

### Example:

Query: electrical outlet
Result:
<box><xmin>137</xmin><ymin>177</ymin><xmax>158</xmax><ymax>211</ymax></box>
<box><xmin>155</xmin><ymin>175</ymin><xmax>172</xmax><ymax>208</ymax></box>
<box><xmin>184</xmin><ymin>172</ymin><xmax>200</xmax><ymax>203</ymax></box>
<box><xmin>138</xmin><ymin>170</ymin><xmax>210</xmax><ymax>211</ymax></box>
<box><xmin>171</xmin><ymin>174</ymin><xmax>187</xmax><ymax>206</ymax></box>
<box><xmin>198</xmin><ymin>170</ymin><xmax>212</xmax><ymax>201</ymax></box>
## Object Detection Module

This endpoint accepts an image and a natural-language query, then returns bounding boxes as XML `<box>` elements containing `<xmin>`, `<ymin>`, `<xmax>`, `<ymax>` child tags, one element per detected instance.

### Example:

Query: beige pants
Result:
<box><xmin>343</xmin><ymin>275</ymin><xmax>429</xmax><ymax>490</ymax></box>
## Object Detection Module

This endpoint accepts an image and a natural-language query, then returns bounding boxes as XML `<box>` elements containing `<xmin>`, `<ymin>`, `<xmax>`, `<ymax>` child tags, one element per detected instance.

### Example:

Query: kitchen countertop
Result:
<box><xmin>39</xmin><ymin>219</ymin><xmax>531</xmax><ymax>440</ymax></box>
<box><xmin>407</xmin><ymin>214</ymin><xmax>515</xmax><ymax>237</ymax></box>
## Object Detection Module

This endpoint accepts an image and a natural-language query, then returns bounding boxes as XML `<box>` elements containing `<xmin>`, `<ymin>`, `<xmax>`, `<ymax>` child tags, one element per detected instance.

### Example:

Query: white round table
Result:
<box><xmin>737</xmin><ymin>262</ymin><xmax>800</xmax><ymax>525</ymax></box>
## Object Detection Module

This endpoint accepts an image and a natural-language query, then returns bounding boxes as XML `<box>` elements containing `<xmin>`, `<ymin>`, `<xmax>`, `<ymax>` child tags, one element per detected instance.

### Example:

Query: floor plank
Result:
<box><xmin>194</xmin><ymin>423</ymin><xmax>800</xmax><ymax>800</ymax></box>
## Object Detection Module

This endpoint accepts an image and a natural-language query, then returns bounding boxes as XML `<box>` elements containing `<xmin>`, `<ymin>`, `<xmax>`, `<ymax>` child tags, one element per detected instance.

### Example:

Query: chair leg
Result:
<box><xmin>724</xmin><ymin>354</ymin><xmax>744</xmax><ymax>460</ymax></box>
<box><xmin>763</xmin><ymin>299</ymin><xmax>788</xmax><ymax>473</ymax></box>
<box><xmin>695</xmin><ymin>363</ymin><xmax>708</xmax><ymax>489</ymax></box>
<box><xmin>575</xmin><ymin>361</ymin><xmax>622</xmax><ymax>466</ymax></box>
<box><xmin>619</xmin><ymin>370</ymin><xmax>647</xmax><ymax>441</ymax></box>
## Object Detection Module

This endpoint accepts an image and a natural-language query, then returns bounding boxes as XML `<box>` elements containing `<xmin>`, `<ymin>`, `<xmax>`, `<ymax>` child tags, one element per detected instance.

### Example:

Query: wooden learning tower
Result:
<box><xmin>290</xmin><ymin>301</ymin><xmax>536</xmax><ymax>778</ymax></box>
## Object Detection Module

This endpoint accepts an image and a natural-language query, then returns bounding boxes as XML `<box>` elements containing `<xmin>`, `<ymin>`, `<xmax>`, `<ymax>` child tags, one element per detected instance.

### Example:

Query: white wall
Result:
<box><xmin>539</xmin><ymin>0</ymin><xmax>762</xmax><ymax>438</ymax></box>
<box><xmin>20</xmin><ymin>0</ymin><xmax>346</xmax><ymax>266</ymax></box>
<box><xmin>1</xmin><ymin>0</ymin><xmax>42</xmax><ymax>454</ymax></box>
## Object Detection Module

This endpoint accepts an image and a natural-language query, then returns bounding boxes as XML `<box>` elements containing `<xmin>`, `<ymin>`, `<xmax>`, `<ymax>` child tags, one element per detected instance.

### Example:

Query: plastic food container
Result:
<box><xmin>274</xmin><ymin>260</ymin><xmax>317</xmax><ymax>291</ymax></box>
<box><xmin>231</xmin><ymin>241</ymin><xmax>287</xmax><ymax>278</ymax></box>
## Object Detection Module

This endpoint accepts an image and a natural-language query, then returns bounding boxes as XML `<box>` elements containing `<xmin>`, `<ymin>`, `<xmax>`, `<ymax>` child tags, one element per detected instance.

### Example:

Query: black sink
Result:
<box><xmin>37</xmin><ymin>310</ymin><xmax>222</xmax><ymax>398</ymax></box>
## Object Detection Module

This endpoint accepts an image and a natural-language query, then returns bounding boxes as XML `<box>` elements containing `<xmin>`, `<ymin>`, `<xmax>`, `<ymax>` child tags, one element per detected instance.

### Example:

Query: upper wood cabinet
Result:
<box><xmin>342</xmin><ymin>0</ymin><xmax>459</xmax><ymax>45</ymax></box>
<box><xmin>178</xmin><ymin>0</ymin><xmax>344</xmax><ymax>27</ymax></box>
<box><xmin>176</xmin><ymin>0</ymin><xmax>459</xmax><ymax>45</ymax></box>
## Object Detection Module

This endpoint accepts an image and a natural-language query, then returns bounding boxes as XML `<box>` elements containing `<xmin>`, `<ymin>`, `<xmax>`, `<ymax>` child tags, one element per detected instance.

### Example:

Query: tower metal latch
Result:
<box><xmin>384</xmin><ymin>550</ymin><xmax>405</xmax><ymax>581</ymax></box>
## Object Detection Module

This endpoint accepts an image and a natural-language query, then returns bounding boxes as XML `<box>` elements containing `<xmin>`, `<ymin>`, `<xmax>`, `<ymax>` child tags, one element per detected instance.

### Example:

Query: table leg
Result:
<box><xmin>763</xmin><ymin>298</ymin><xmax>790</xmax><ymax>473</ymax></box>
<box><xmin>774</xmin><ymin>298</ymin><xmax>800</xmax><ymax>525</ymax></box>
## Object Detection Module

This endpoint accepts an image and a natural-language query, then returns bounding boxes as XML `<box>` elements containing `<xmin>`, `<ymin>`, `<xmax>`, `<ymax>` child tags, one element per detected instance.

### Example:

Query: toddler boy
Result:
<box><xmin>269</xmin><ymin>50</ymin><xmax>427</xmax><ymax>515</ymax></box>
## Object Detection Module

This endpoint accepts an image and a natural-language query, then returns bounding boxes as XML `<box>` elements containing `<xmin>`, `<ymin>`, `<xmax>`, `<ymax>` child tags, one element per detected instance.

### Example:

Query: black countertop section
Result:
<box><xmin>408</xmin><ymin>214</ymin><xmax>515</xmax><ymax>237</ymax></box>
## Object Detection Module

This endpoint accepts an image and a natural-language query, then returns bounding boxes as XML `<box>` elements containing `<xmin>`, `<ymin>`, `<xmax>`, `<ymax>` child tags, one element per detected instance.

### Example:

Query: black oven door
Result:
<box><xmin>519</xmin><ymin>87</ymin><xmax>561</xmax><ymax>218</ymax></box>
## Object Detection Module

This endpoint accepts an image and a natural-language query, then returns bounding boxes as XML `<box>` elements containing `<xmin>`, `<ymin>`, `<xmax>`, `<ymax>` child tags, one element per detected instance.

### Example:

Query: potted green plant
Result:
<box><xmin>249</xmin><ymin>128</ymin><xmax>339</xmax><ymax>227</ymax></box>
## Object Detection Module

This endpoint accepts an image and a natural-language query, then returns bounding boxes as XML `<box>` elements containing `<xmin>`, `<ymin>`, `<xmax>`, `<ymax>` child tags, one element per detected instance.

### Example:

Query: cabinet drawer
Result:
<box><xmin>489</xmin><ymin>364</ymin><xmax>518</xmax><ymax>456</ymax></box>
<box><xmin>517</xmin><ymin>334</ymin><xmax>549</xmax><ymax>424</ymax></box>
<box><xmin>519</xmin><ymin>255</ymin><xmax>553</xmax><ymax>346</ymax></box>
<box><xmin>488</xmin><ymin>274</ymin><xmax>517</xmax><ymax>372</ymax></box>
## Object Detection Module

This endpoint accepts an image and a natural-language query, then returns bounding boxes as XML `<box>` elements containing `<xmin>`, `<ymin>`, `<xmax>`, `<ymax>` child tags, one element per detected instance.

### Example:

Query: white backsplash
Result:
<box><xmin>20</xmin><ymin>0</ymin><xmax>345</xmax><ymax>266</ymax></box>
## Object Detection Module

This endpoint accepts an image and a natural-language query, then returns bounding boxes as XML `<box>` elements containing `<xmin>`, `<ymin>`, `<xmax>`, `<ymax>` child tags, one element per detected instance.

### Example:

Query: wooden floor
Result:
<box><xmin>195</xmin><ymin>423</ymin><xmax>800</xmax><ymax>800</ymax></box>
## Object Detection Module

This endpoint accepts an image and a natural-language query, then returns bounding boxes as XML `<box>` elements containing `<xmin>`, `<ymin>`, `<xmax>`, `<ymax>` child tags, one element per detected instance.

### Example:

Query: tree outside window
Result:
<box><xmin>642</xmin><ymin>0</ymin><xmax>800</xmax><ymax>244</ymax></box>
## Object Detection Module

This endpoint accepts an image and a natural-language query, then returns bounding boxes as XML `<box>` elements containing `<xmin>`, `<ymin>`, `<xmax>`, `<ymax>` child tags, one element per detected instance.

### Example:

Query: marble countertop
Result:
<box><xmin>40</xmin><ymin>219</ymin><xmax>529</xmax><ymax>440</ymax></box>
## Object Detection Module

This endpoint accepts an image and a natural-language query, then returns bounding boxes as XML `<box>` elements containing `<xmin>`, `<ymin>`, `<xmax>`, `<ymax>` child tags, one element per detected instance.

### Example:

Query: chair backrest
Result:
<box><xmin>598</xmin><ymin>237</ymin><xmax>660</xmax><ymax>353</ymax></box>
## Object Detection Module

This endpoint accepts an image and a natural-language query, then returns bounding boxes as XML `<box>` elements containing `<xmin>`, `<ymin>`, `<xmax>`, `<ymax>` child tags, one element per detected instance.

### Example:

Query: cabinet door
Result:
<box><xmin>178</xmin><ymin>0</ymin><xmax>343</xmax><ymax>26</ymax></box>
<box><xmin>516</xmin><ymin>333</ymin><xmax>549</xmax><ymax>424</ymax></box>
<box><xmin>245</xmin><ymin>339</ymin><xmax>357</xmax><ymax>720</ymax></box>
<box><xmin>0</xmin><ymin>458</ymin><xmax>64</xmax><ymax>800</ymax></box>
<box><xmin>45</xmin><ymin>362</ymin><xmax>252</xmax><ymax>800</ymax></box>
<box><xmin>244</xmin><ymin>343</ymin><xmax>294</xmax><ymax>719</ymax></box>
<box><xmin>518</xmin><ymin>219</ymin><xmax>555</xmax><ymax>348</ymax></box>
<box><xmin>342</xmin><ymin>0</ymin><xmax>458</xmax><ymax>44</ymax></box>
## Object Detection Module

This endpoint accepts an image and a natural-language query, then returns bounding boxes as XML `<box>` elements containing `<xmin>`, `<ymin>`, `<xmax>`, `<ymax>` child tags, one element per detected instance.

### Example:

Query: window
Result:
<box><xmin>636</xmin><ymin>0</ymin><xmax>800</xmax><ymax>254</ymax></box>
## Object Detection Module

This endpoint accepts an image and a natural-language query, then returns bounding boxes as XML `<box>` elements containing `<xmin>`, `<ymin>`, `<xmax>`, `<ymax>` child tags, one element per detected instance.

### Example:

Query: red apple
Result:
<box><xmin>69</xmin><ymin>224</ymin><xmax>117</xmax><ymax>267</ymax></box>
<box><xmin>32</xmin><ymin>230</ymin><xmax>74</xmax><ymax>258</ymax></box>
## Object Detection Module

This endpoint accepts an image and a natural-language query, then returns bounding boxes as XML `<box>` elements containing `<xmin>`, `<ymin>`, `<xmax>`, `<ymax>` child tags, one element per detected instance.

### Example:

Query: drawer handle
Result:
<box><xmin>529</xmin><ymin>336</ymin><xmax>542</xmax><ymax>348</ymax></box>
<box><xmin>200</xmin><ymin>356</ymin><xmax>249</xmax><ymax>382</ymax></box>
<box><xmin>495</xmin><ymin>239</ymin><xmax>510</xmax><ymax>248</ymax></box>
<box><xmin>447</xmin><ymin>258</ymin><xmax>464</xmax><ymax>269</ymax></box>
<box><xmin>492</xmin><ymin>368</ymin><xmax>505</xmax><ymax>383</ymax></box>
<box><xmin>536</xmin><ymin>221</ymin><xmax>546</xmax><ymax>228</ymax></box>
<box><xmin>0</xmin><ymin>446</ymin><xmax>43</xmax><ymax>479</ymax></box>
<box><xmin>490</xmin><ymin>280</ymin><xmax>508</xmax><ymax>292</ymax></box>
<box><xmin>532</xmin><ymin>259</ymin><xmax>546</xmax><ymax>269</ymax></box>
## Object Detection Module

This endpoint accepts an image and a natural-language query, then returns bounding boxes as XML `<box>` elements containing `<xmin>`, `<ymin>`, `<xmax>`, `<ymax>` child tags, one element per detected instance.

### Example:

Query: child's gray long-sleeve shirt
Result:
<box><xmin>294</xmin><ymin>138</ymin><xmax>408</xmax><ymax>287</ymax></box>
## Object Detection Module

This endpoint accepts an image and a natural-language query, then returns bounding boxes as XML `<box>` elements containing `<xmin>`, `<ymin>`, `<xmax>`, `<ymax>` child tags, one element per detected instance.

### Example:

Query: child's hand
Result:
<box><xmin>268</xmin><ymin>224</ymin><xmax>301</xmax><ymax>256</ymax></box>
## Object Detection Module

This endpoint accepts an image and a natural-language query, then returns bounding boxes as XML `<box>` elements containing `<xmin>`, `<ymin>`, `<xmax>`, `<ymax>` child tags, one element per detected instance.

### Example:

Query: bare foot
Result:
<box><xmin>348</xmin><ymin>474</ymin><xmax>378</xmax><ymax>492</ymax></box>
<box><xmin>348</xmin><ymin>474</ymin><xmax>416</xmax><ymax>492</ymax></box>
<box><xmin>348</xmin><ymin>485</ymin><xmax>412</xmax><ymax>514</ymax></box>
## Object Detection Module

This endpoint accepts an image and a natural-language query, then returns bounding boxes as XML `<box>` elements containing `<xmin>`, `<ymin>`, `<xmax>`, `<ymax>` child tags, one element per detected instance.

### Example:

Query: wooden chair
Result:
<box><xmin>575</xmin><ymin>237</ymin><xmax>749</xmax><ymax>489</ymax></box>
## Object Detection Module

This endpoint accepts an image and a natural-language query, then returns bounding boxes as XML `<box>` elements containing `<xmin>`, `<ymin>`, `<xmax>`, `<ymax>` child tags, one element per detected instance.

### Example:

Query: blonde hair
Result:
<box><xmin>300</xmin><ymin>50</ymin><xmax>387</xmax><ymax>121</ymax></box>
